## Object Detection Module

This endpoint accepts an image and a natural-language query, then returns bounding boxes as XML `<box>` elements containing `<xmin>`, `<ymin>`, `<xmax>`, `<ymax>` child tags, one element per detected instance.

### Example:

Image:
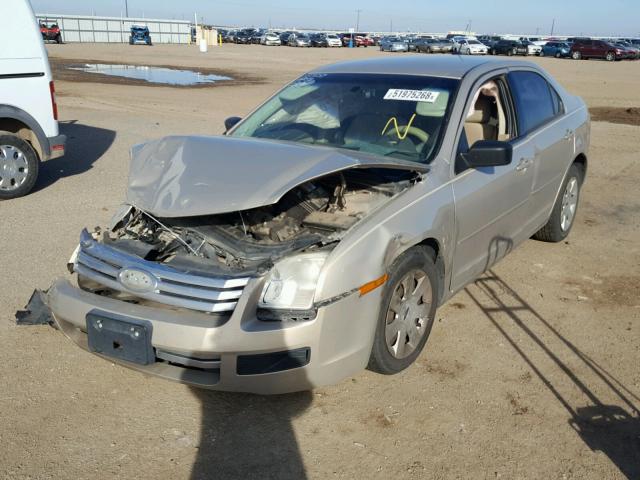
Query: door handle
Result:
<box><xmin>516</xmin><ymin>158</ymin><xmax>533</xmax><ymax>172</ymax></box>
<box><xmin>564</xmin><ymin>129</ymin><xmax>574</xmax><ymax>140</ymax></box>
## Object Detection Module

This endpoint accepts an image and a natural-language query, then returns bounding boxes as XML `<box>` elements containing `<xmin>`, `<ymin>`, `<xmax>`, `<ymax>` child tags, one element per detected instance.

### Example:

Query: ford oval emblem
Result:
<box><xmin>118</xmin><ymin>267</ymin><xmax>158</xmax><ymax>293</ymax></box>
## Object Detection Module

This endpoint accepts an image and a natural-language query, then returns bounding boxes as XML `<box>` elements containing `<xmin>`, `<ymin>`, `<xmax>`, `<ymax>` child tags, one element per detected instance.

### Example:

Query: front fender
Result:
<box><xmin>315</xmin><ymin>179</ymin><xmax>455</xmax><ymax>303</ymax></box>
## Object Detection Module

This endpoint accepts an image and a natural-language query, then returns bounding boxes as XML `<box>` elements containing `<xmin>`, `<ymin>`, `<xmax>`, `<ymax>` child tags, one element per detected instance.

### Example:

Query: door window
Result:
<box><xmin>508</xmin><ymin>71</ymin><xmax>557</xmax><ymax>136</ymax></box>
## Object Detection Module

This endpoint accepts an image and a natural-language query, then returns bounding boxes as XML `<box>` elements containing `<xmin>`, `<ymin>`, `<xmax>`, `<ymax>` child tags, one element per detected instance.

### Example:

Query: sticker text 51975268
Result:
<box><xmin>384</xmin><ymin>89</ymin><xmax>440</xmax><ymax>103</ymax></box>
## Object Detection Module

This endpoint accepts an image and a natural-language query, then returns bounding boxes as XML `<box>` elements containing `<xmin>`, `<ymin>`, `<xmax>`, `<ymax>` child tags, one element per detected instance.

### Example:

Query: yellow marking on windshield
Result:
<box><xmin>381</xmin><ymin>113</ymin><xmax>417</xmax><ymax>140</ymax></box>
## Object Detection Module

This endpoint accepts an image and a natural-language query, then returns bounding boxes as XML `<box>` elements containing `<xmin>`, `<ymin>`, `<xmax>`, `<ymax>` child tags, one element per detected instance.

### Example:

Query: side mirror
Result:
<box><xmin>224</xmin><ymin>116</ymin><xmax>242</xmax><ymax>133</ymax></box>
<box><xmin>460</xmin><ymin>140</ymin><xmax>513</xmax><ymax>169</ymax></box>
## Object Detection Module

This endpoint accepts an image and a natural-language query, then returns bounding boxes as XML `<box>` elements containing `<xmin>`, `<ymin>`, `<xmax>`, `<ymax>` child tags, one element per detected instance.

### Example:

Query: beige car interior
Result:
<box><xmin>463</xmin><ymin>80</ymin><xmax>510</xmax><ymax>147</ymax></box>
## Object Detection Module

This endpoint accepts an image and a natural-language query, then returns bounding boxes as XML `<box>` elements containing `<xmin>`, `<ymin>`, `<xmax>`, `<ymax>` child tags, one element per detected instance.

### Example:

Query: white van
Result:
<box><xmin>0</xmin><ymin>0</ymin><xmax>65</xmax><ymax>199</ymax></box>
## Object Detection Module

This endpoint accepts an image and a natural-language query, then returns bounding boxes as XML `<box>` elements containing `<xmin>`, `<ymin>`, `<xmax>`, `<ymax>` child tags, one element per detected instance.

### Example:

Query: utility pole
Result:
<box><xmin>355</xmin><ymin>9</ymin><xmax>362</xmax><ymax>32</ymax></box>
<box><xmin>550</xmin><ymin>18</ymin><xmax>555</xmax><ymax>36</ymax></box>
<box><xmin>124</xmin><ymin>0</ymin><xmax>129</xmax><ymax>17</ymax></box>
<box><xmin>464</xmin><ymin>19</ymin><xmax>472</xmax><ymax>34</ymax></box>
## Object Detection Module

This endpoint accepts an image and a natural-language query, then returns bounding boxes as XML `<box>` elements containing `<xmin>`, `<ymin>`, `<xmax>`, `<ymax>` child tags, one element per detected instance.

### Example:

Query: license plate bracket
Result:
<box><xmin>86</xmin><ymin>313</ymin><xmax>154</xmax><ymax>365</ymax></box>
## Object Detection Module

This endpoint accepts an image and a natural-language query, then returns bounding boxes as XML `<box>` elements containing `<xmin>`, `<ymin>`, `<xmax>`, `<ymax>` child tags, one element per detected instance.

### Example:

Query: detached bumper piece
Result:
<box><xmin>15</xmin><ymin>290</ymin><xmax>54</xmax><ymax>326</ymax></box>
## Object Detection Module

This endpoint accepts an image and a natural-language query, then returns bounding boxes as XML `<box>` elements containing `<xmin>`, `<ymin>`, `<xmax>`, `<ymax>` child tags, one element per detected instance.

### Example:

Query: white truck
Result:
<box><xmin>0</xmin><ymin>0</ymin><xmax>66</xmax><ymax>198</ymax></box>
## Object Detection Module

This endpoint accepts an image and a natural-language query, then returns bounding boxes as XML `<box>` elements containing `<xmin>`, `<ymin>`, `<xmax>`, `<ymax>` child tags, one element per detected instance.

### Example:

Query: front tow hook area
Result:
<box><xmin>15</xmin><ymin>289</ymin><xmax>55</xmax><ymax>327</ymax></box>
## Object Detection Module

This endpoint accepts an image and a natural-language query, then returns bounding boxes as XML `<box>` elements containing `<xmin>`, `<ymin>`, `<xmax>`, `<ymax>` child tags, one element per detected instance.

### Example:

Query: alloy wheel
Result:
<box><xmin>560</xmin><ymin>177</ymin><xmax>579</xmax><ymax>231</ymax></box>
<box><xmin>384</xmin><ymin>269</ymin><xmax>433</xmax><ymax>359</ymax></box>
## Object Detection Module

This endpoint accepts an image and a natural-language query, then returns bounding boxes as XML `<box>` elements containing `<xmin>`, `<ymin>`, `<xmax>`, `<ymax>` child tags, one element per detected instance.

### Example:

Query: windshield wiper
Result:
<box><xmin>383</xmin><ymin>150</ymin><xmax>419</xmax><ymax>159</ymax></box>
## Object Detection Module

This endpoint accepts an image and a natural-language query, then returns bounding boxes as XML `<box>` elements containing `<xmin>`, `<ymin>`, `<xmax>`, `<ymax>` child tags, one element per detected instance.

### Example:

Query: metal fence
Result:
<box><xmin>36</xmin><ymin>14</ymin><xmax>192</xmax><ymax>44</ymax></box>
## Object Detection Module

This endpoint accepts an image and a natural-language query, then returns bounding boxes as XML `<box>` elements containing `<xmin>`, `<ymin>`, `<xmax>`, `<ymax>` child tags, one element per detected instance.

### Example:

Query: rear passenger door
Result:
<box><xmin>507</xmin><ymin>70</ymin><xmax>575</xmax><ymax>235</ymax></box>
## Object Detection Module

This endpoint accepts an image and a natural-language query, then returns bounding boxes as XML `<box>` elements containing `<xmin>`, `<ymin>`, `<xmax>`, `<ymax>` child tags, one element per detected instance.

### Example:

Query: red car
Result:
<box><xmin>341</xmin><ymin>34</ymin><xmax>367</xmax><ymax>47</ymax></box>
<box><xmin>570</xmin><ymin>39</ymin><xmax>623</xmax><ymax>61</ymax></box>
<box><xmin>358</xmin><ymin>36</ymin><xmax>375</xmax><ymax>47</ymax></box>
<box><xmin>40</xmin><ymin>22</ymin><xmax>62</xmax><ymax>43</ymax></box>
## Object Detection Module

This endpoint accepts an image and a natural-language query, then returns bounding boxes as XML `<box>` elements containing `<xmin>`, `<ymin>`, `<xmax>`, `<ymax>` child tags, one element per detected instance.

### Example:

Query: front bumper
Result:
<box><xmin>46</xmin><ymin>276</ymin><xmax>380</xmax><ymax>394</ymax></box>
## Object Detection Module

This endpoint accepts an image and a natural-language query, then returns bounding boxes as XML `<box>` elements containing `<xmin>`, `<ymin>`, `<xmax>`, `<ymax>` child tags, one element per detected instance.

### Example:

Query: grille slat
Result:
<box><xmin>75</xmin><ymin>229</ymin><xmax>250</xmax><ymax>313</ymax></box>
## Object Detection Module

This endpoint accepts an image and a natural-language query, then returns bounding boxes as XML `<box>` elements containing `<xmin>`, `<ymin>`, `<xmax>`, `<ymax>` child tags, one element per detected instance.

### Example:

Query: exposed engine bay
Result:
<box><xmin>103</xmin><ymin>168</ymin><xmax>417</xmax><ymax>274</ymax></box>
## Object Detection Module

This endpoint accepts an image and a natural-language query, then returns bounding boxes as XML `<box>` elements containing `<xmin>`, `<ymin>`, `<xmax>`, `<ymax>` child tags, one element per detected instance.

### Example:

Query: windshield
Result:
<box><xmin>469</xmin><ymin>40</ymin><xmax>481</xmax><ymax>45</ymax></box>
<box><xmin>231</xmin><ymin>73</ymin><xmax>458</xmax><ymax>163</ymax></box>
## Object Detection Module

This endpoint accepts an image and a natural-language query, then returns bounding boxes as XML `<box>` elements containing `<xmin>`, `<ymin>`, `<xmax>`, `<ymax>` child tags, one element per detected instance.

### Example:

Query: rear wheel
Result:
<box><xmin>0</xmin><ymin>134</ymin><xmax>40</xmax><ymax>200</ymax></box>
<box><xmin>55</xmin><ymin>34</ymin><xmax>62</xmax><ymax>44</ymax></box>
<box><xmin>533</xmin><ymin>163</ymin><xmax>583</xmax><ymax>242</ymax></box>
<box><xmin>368</xmin><ymin>246</ymin><xmax>439</xmax><ymax>375</ymax></box>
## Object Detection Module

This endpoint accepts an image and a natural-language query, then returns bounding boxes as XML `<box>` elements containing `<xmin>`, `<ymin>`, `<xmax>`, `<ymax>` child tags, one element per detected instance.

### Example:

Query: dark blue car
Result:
<box><xmin>540</xmin><ymin>41</ymin><xmax>571</xmax><ymax>58</ymax></box>
<box><xmin>129</xmin><ymin>25</ymin><xmax>152</xmax><ymax>46</ymax></box>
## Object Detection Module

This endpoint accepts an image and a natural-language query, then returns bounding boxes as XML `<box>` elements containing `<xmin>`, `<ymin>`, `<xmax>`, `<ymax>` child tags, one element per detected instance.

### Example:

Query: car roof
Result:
<box><xmin>312</xmin><ymin>55</ymin><xmax>536</xmax><ymax>79</ymax></box>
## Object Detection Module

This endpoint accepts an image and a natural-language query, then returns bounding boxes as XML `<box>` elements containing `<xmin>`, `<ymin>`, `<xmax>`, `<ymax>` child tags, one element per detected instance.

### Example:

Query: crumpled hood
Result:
<box><xmin>126</xmin><ymin>135</ymin><xmax>427</xmax><ymax>218</ymax></box>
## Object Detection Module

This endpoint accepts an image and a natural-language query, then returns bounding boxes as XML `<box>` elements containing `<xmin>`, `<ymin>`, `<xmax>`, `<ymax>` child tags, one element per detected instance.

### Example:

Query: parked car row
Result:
<box><xmin>376</xmin><ymin>34</ymin><xmax>640</xmax><ymax>62</ymax></box>
<box><xmin>218</xmin><ymin>28</ymin><xmax>380</xmax><ymax>47</ymax></box>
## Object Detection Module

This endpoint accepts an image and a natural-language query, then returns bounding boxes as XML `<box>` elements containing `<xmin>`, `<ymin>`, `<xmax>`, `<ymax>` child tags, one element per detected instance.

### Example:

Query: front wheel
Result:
<box><xmin>533</xmin><ymin>163</ymin><xmax>583</xmax><ymax>242</ymax></box>
<box><xmin>0</xmin><ymin>134</ymin><xmax>40</xmax><ymax>199</ymax></box>
<box><xmin>368</xmin><ymin>246</ymin><xmax>439</xmax><ymax>375</ymax></box>
<box><xmin>540</xmin><ymin>49</ymin><xmax>545</xmax><ymax>57</ymax></box>
<box><xmin>606</xmin><ymin>51</ymin><xmax>615</xmax><ymax>61</ymax></box>
<box><xmin>572</xmin><ymin>51</ymin><xmax>582</xmax><ymax>60</ymax></box>
<box><xmin>555</xmin><ymin>51</ymin><xmax>562</xmax><ymax>58</ymax></box>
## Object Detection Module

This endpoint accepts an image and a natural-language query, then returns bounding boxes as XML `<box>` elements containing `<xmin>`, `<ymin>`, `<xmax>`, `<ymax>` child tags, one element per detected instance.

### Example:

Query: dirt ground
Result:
<box><xmin>1</xmin><ymin>44</ymin><xmax>638</xmax><ymax>480</ymax></box>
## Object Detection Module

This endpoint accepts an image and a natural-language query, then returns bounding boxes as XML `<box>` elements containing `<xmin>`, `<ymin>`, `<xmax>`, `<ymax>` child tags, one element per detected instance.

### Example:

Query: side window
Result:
<box><xmin>507</xmin><ymin>71</ymin><xmax>556</xmax><ymax>136</ymax></box>
<box><xmin>549</xmin><ymin>85</ymin><xmax>563</xmax><ymax>116</ymax></box>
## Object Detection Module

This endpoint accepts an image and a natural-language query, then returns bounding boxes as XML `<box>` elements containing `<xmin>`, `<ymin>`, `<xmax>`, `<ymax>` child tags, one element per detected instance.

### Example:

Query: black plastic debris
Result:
<box><xmin>15</xmin><ymin>289</ymin><xmax>55</xmax><ymax>326</ymax></box>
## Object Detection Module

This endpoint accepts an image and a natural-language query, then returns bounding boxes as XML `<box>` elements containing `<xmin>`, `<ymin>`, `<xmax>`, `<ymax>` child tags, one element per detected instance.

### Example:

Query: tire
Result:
<box><xmin>0</xmin><ymin>134</ymin><xmax>40</xmax><ymax>200</ymax></box>
<box><xmin>368</xmin><ymin>246</ymin><xmax>439</xmax><ymax>375</ymax></box>
<box><xmin>56</xmin><ymin>34</ymin><xmax>62</xmax><ymax>44</ymax></box>
<box><xmin>507</xmin><ymin>48</ymin><xmax>513</xmax><ymax>56</ymax></box>
<box><xmin>533</xmin><ymin>163</ymin><xmax>583</xmax><ymax>242</ymax></box>
<box><xmin>540</xmin><ymin>49</ymin><xmax>545</xmax><ymax>57</ymax></box>
<box><xmin>572</xmin><ymin>51</ymin><xmax>582</xmax><ymax>60</ymax></box>
<box><xmin>555</xmin><ymin>52</ymin><xmax>561</xmax><ymax>58</ymax></box>
<box><xmin>606</xmin><ymin>51</ymin><xmax>615</xmax><ymax>61</ymax></box>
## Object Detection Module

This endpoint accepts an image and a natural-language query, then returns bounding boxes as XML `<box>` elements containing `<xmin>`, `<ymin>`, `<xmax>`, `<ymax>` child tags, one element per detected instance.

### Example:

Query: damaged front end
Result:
<box><xmin>75</xmin><ymin>167</ymin><xmax>416</xmax><ymax>314</ymax></box>
<box><xmin>20</xmin><ymin>135</ymin><xmax>425</xmax><ymax>392</ymax></box>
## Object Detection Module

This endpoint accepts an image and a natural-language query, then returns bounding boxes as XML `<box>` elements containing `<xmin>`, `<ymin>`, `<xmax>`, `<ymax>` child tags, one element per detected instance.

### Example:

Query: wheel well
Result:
<box><xmin>573</xmin><ymin>153</ymin><xmax>587</xmax><ymax>179</ymax></box>
<box><xmin>417</xmin><ymin>237</ymin><xmax>446</xmax><ymax>305</ymax></box>
<box><xmin>0</xmin><ymin>118</ymin><xmax>43</xmax><ymax>160</ymax></box>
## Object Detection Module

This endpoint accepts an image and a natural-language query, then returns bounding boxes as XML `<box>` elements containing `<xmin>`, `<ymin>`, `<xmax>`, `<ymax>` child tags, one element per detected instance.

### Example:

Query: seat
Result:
<box><xmin>463</xmin><ymin>94</ymin><xmax>497</xmax><ymax>147</ymax></box>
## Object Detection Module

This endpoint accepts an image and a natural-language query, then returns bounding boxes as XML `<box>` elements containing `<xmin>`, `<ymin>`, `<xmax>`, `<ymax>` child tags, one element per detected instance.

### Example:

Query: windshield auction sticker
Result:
<box><xmin>384</xmin><ymin>89</ymin><xmax>440</xmax><ymax>103</ymax></box>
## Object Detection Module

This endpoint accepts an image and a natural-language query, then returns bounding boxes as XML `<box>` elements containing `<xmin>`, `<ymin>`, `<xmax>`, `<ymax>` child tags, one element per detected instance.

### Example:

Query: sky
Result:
<box><xmin>29</xmin><ymin>0</ymin><xmax>640</xmax><ymax>36</ymax></box>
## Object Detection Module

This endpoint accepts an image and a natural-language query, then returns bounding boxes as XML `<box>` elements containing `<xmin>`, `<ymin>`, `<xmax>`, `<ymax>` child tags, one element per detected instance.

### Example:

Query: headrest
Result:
<box><xmin>466</xmin><ymin>95</ymin><xmax>493</xmax><ymax>123</ymax></box>
<box><xmin>415</xmin><ymin>89</ymin><xmax>450</xmax><ymax>117</ymax></box>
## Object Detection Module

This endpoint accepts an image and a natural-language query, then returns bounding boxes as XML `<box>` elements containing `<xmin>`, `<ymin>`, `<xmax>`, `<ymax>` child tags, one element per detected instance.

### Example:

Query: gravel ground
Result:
<box><xmin>0</xmin><ymin>44</ymin><xmax>638</xmax><ymax>480</ymax></box>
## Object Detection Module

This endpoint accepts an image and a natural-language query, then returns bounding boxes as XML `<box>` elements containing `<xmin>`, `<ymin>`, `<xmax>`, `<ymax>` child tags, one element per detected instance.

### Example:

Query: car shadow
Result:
<box><xmin>189</xmin><ymin>388</ymin><xmax>312</xmax><ymax>480</ymax></box>
<box><xmin>35</xmin><ymin>120</ymin><xmax>116</xmax><ymax>191</ymax></box>
<box><xmin>465</xmin><ymin>270</ymin><xmax>640</xmax><ymax>479</ymax></box>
